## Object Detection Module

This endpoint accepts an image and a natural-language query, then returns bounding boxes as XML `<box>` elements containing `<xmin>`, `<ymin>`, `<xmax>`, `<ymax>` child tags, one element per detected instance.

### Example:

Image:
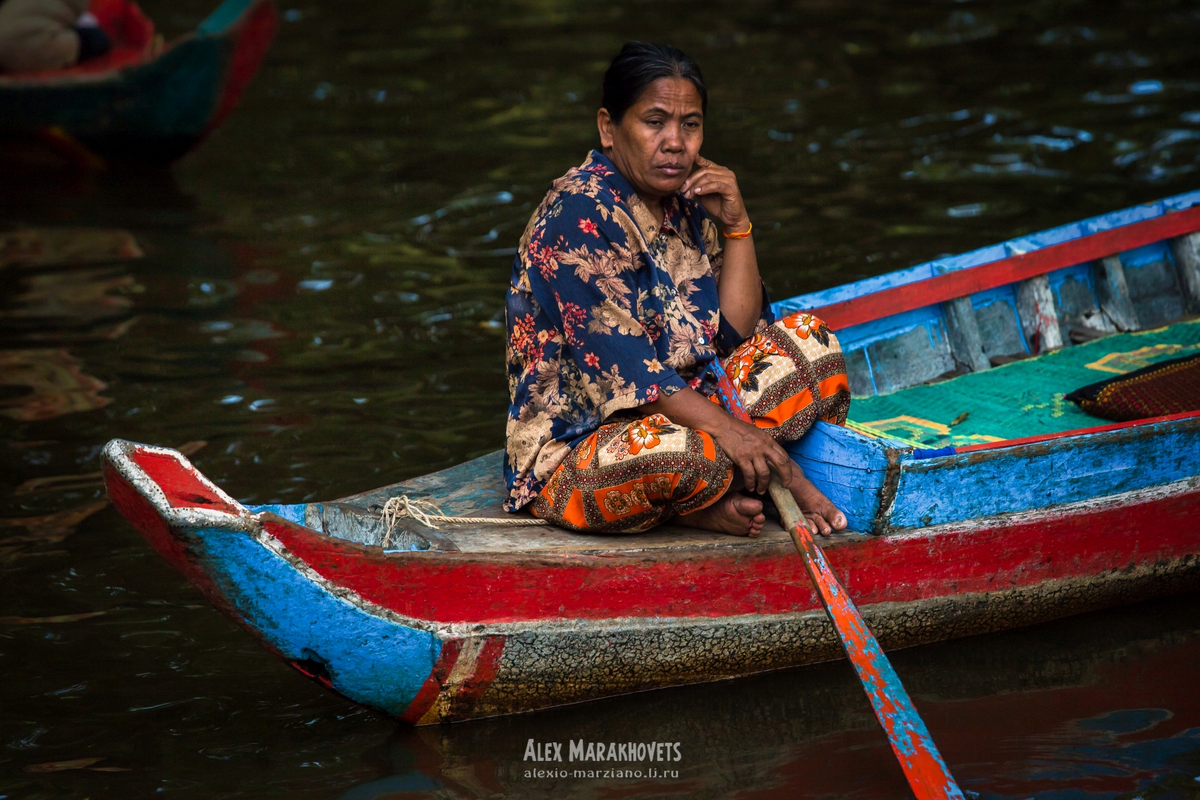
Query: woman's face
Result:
<box><xmin>598</xmin><ymin>77</ymin><xmax>704</xmax><ymax>202</ymax></box>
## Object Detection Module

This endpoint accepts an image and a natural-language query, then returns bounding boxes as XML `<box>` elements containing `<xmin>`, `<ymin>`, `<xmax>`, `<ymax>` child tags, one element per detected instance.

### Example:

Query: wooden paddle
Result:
<box><xmin>768</xmin><ymin>477</ymin><xmax>964</xmax><ymax>800</ymax></box>
<box><xmin>708</xmin><ymin>360</ymin><xmax>962</xmax><ymax>799</ymax></box>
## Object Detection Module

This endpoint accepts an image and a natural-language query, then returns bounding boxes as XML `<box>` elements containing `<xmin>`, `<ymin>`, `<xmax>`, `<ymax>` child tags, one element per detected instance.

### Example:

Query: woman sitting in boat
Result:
<box><xmin>504</xmin><ymin>42</ymin><xmax>852</xmax><ymax>537</ymax></box>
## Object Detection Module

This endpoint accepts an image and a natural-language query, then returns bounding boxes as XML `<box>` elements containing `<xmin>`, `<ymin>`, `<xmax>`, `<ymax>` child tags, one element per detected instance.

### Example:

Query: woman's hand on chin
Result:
<box><xmin>680</xmin><ymin>155</ymin><xmax>751</xmax><ymax>233</ymax></box>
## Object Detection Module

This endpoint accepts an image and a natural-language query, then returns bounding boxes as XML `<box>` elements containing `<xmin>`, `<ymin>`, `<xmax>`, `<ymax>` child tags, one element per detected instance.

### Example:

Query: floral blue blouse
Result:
<box><xmin>503</xmin><ymin>150</ymin><xmax>773</xmax><ymax>511</ymax></box>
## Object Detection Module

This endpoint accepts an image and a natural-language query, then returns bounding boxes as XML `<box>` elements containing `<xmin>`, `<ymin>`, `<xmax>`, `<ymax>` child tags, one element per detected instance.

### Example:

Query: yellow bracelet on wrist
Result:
<box><xmin>723</xmin><ymin>221</ymin><xmax>752</xmax><ymax>239</ymax></box>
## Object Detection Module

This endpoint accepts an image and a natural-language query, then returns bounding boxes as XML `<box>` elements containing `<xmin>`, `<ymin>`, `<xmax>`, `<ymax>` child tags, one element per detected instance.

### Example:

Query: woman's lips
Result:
<box><xmin>655</xmin><ymin>163</ymin><xmax>686</xmax><ymax>177</ymax></box>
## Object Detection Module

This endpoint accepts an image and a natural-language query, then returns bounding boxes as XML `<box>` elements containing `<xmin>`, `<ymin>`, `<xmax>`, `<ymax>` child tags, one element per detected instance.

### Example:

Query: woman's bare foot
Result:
<box><xmin>787</xmin><ymin>472</ymin><xmax>847</xmax><ymax>535</ymax></box>
<box><xmin>680</xmin><ymin>493</ymin><xmax>766</xmax><ymax>537</ymax></box>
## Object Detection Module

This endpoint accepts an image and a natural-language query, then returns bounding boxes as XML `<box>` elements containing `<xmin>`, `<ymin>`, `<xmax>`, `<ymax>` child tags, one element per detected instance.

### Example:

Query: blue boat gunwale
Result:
<box><xmin>785</xmin><ymin>409</ymin><xmax>1200</xmax><ymax>534</ymax></box>
<box><xmin>771</xmin><ymin>189</ymin><xmax>1200</xmax><ymax>318</ymax></box>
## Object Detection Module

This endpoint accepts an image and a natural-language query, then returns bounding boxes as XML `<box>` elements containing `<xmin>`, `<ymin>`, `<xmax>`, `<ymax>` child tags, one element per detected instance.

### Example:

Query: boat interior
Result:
<box><xmin>793</xmin><ymin>225</ymin><xmax>1200</xmax><ymax>452</ymax></box>
<box><xmin>847</xmin><ymin>317</ymin><xmax>1200</xmax><ymax>450</ymax></box>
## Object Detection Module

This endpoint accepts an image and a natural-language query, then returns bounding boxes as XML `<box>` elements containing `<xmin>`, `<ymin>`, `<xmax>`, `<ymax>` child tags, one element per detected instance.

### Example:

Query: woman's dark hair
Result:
<box><xmin>602</xmin><ymin>42</ymin><xmax>707</xmax><ymax>123</ymax></box>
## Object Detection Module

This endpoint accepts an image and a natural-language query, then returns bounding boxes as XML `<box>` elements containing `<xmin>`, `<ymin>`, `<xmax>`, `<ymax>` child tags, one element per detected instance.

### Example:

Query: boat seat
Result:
<box><xmin>846</xmin><ymin>318</ymin><xmax>1200</xmax><ymax>449</ymax></box>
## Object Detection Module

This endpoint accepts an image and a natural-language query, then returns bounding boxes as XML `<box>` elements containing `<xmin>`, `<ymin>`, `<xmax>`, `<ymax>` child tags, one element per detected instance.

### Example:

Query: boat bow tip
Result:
<box><xmin>101</xmin><ymin>438</ymin><xmax>259</xmax><ymax>535</ymax></box>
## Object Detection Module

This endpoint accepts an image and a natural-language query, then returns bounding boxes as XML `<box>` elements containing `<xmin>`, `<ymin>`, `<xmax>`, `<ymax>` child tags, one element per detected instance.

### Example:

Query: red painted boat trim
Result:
<box><xmin>128</xmin><ymin>449</ymin><xmax>242</xmax><ymax>514</ymax></box>
<box><xmin>394</xmin><ymin>634</ymin><xmax>506</xmax><ymax>724</ymax></box>
<box><xmin>952</xmin><ymin>409</ymin><xmax>1200</xmax><ymax>454</ymax></box>
<box><xmin>260</xmin><ymin>489</ymin><xmax>1200</xmax><ymax>624</ymax></box>
<box><xmin>811</xmin><ymin>204</ymin><xmax>1200</xmax><ymax>330</ymax></box>
<box><xmin>400</xmin><ymin>639</ymin><xmax>461</xmax><ymax>724</ymax></box>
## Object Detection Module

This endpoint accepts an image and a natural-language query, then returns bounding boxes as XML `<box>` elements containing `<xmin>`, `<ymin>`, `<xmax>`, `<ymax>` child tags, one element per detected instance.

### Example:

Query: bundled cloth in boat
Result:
<box><xmin>1065</xmin><ymin>353</ymin><xmax>1200</xmax><ymax>422</ymax></box>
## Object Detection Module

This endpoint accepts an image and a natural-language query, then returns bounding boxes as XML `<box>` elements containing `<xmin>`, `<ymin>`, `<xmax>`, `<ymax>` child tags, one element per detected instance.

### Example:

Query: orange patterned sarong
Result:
<box><xmin>532</xmin><ymin>311</ymin><xmax>851</xmax><ymax>533</ymax></box>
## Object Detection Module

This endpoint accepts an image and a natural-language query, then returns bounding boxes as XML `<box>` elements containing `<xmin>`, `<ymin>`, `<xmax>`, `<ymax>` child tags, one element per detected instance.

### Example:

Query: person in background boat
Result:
<box><xmin>0</xmin><ymin>0</ymin><xmax>111</xmax><ymax>74</ymax></box>
<box><xmin>504</xmin><ymin>42</ymin><xmax>852</xmax><ymax>537</ymax></box>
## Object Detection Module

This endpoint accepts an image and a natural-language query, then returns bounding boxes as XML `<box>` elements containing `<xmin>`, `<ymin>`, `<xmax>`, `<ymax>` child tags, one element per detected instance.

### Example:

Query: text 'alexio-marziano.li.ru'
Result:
<box><xmin>524</xmin><ymin>739</ymin><xmax>683</xmax><ymax>763</ymax></box>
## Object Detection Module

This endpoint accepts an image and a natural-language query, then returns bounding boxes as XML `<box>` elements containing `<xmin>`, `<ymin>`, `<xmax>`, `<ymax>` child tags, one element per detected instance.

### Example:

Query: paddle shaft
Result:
<box><xmin>768</xmin><ymin>479</ymin><xmax>963</xmax><ymax>800</ymax></box>
<box><xmin>707</xmin><ymin>359</ymin><xmax>961</xmax><ymax>798</ymax></box>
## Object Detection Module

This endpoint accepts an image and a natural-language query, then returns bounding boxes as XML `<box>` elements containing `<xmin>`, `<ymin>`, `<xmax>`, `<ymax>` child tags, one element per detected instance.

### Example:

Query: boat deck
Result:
<box><xmin>848</xmin><ymin>318</ymin><xmax>1200</xmax><ymax>449</ymax></box>
<box><xmin>323</xmin><ymin>452</ymin><xmax>807</xmax><ymax>554</ymax></box>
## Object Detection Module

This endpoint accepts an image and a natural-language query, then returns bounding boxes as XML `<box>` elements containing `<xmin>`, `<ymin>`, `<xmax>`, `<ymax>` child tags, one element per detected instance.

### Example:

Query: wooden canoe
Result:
<box><xmin>0</xmin><ymin>0</ymin><xmax>277</xmax><ymax>166</ymax></box>
<box><xmin>102</xmin><ymin>189</ymin><xmax>1200</xmax><ymax>724</ymax></box>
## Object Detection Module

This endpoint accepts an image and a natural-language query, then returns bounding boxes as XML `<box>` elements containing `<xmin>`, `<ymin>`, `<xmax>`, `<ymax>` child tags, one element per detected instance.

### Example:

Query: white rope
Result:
<box><xmin>379</xmin><ymin>495</ymin><xmax>547</xmax><ymax>547</ymax></box>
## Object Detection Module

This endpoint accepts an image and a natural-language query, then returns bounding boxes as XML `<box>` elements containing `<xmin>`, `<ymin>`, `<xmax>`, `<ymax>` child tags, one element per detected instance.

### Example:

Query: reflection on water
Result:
<box><xmin>0</xmin><ymin>228</ymin><xmax>143</xmax><ymax>269</ymax></box>
<box><xmin>2</xmin><ymin>0</ymin><xmax>1200</xmax><ymax>796</ymax></box>
<box><xmin>0</xmin><ymin>349</ymin><xmax>111</xmax><ymax>421</ymax></box>
<box><xmin>341</xmin><ymin>600</ymin><xmax>1200</xmax><ymax>800</ymax></box>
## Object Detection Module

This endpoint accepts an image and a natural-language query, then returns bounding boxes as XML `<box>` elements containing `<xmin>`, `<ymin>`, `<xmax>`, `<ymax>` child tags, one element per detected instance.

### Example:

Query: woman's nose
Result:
<box><xmin>662</xmin><ymin>123</ymin><xmax>684</xmax><ymax>151</ymax></box>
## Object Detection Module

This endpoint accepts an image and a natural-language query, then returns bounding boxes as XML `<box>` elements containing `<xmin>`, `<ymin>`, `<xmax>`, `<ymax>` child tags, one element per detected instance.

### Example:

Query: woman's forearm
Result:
<box><xmin>642</xmin><ymin>385</ymin><xmax>736</xmax><ymax>440</ymax></box>
<box><xmin>717</xmin><ymin>233</ymin><xmax>763</xmax><ymax>338</ymax></box>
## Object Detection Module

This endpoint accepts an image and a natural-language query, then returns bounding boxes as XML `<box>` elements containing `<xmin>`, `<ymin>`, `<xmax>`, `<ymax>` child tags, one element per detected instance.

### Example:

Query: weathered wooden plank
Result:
<box><xmin>333</xmin><ymin>451</ymin><xmax>789</xmax><ymax>554</ymax></box>
<box><xmin>974</xmin><ymin>295</ymin><xmax>1029</xmax><ymax>360</ymax></box>
<box><xmin>1171</xmin><ymin>231</ymin><xmax>1200</xmax><ymax>313</ymax></box>
<box><xmin>942</xmin><ymin>297</ymin><xmax>991</xmax><ymax>372</ymax></box>
<box><xmin>799</xmin><ymin>203</ymin><xmax>1200</xmax><ymax>330</ymax></box>
<box><xmin>844</xmin><ymin>348</ymin><xmax>876</xmax><ymax>397</ymax></box>
<box><xmin>866</xmin><ymin>323</ymin><xmax>956</xmax><ymax>393</ymax></box>
<box><xmin>1093</xmin><ymin>255</ymin><xmax>1140</xmax><ymax>332</ymax></box>
<box><xmin>1048</xmin><ymin>266</ymin><xmax>1115</xmax><ymax>341</ymax></box>
<box><xmin>342</xmin><ymin>451</ymin><xmax>507</xmax><ymax>513</ymax></box>
<box><xmin>884</xmin><ymin>415</ymin><xmax>1200</xmax><ymax>531</ymax></box>
<box><xmin>1122</xmin><ymin>242</ymin><xmax>1186</xmax><ymax>328</ymax></box>
<box><xmin>1016</xmin><ymin>275</ymin><xmax>1065</xmax><ymax>352</ymax></box>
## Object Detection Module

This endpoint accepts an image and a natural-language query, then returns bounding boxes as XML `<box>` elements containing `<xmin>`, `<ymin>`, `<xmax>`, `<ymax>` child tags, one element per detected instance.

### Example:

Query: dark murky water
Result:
<box><xmin>3</xmin><ymin>0</ymin><xmax>1200</xmax><ymax>797</ymax></box>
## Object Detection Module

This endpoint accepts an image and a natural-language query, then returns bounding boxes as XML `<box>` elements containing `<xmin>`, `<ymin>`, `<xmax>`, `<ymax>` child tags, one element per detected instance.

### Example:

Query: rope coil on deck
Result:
<box><xmin>379</xmin><ymin>495</ymin><xmax>547</xmax><ymax>546</ymax></box>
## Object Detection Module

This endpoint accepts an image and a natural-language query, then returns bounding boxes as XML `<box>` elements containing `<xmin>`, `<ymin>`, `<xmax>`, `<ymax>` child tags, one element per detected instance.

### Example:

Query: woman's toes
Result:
<box><xmin>790</xmin><ymin>476</ymin><xmax>847</xmax><ymax>533</ymax></box>
<box><xmin>732</xmin><ymin>495</ymin><xmax>764</xmax><ymax>518</ymax></box>
<box><xmin>805</xmin><ymin>512</ymin><xmax>832</xmax><ymax>535</ymax></box>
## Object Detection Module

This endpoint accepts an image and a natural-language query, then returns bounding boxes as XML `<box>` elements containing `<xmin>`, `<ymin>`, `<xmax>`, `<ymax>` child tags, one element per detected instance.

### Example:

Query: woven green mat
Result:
<box><xmin>847</xmin><ymin>319</ymin><xmax>1200</xmax><ymax>448</ymax></box>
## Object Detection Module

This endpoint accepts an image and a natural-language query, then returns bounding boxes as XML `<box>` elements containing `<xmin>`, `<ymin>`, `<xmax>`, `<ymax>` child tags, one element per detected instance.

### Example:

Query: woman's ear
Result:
<box><xmin>596</xmin><ymin>108</ymin><xmax>615</xmax><ymax>149</ymax></box>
